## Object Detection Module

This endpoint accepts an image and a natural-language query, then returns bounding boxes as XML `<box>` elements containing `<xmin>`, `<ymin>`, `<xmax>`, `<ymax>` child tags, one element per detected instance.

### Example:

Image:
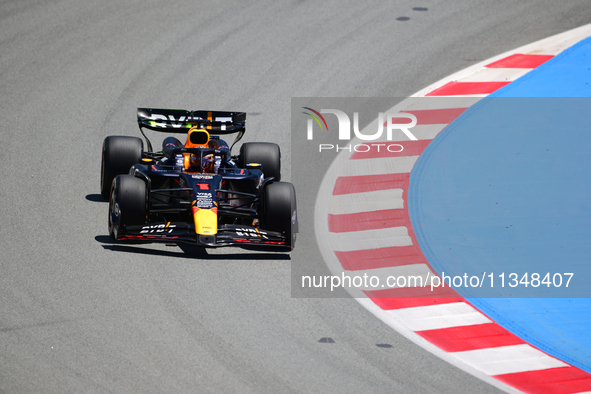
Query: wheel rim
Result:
<box><xmin>108</xmin><ymin>183</ymin><xmax>120</xmax><ymax>238</ymax></box>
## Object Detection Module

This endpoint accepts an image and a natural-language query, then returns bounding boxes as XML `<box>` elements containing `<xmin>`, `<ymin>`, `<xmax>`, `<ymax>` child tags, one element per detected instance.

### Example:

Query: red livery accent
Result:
<box><xmin>121</xmin><ymin>235</ymin><xmax>179</xmax><ymax>240</ymax></box>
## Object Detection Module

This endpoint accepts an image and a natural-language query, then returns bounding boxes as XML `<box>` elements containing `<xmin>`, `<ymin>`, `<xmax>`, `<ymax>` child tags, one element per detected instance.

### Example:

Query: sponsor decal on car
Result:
<box><xmin>140</xmin><ymin>223</ymin><xmax>176</xmax><ymax>234</ymax></box>
<box><xmin>195</xmin><ymin>192</ymin><xmax>214</xmax><ymax>208</ymax></box>
<box><xmin>236</xmin><ymin>228</ymin><xmax>268</xmax><ymax>239</ymax></box>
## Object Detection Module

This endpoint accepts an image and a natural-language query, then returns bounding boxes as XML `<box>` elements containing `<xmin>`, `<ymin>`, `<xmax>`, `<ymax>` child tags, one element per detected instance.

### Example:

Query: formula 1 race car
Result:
<box><xmin>100</xmin><ymin>108</ymin><xmax>297</xmax><ymax>251</ymax></box>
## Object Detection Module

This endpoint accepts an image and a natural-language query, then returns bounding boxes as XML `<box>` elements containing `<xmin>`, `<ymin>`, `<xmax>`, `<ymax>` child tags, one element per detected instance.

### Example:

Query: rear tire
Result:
<box><xmin>101</xmin><ymin>136</ymin><xmax>143</xmax><ymax>198</ymax></box>
<box><xmin>261</xmin><ymin>181</ymin><xmax>297</xmax><ymax>250</ymax></box>
<box><xmin>108</xmin><ymin>175</ymin><xmax>147</xmax><ymax>240</ymax></box>
<box><xmin>239</xmin><ymin>142</ymin><xmax>281</xmax><ymax>181</ymax></box>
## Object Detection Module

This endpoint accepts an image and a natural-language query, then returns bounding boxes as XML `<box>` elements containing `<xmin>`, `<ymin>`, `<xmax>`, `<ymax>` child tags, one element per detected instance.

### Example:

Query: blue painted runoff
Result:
<box><xmin>409</xmin><ymin>36</ymin><xmax>591</xmax><ymax>371</ymax></box>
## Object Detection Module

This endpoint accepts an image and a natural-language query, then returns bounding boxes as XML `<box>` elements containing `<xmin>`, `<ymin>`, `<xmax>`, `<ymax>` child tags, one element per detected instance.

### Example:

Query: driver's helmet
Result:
<box><xmin>184</xmin><ymin>126</ymin><xmax>211</xmax><ymax>172</ymax></box>
<box><xmin>200</xmin><ymin>154</ymin><xmax>214</xmax><ymax>173</ymax></box>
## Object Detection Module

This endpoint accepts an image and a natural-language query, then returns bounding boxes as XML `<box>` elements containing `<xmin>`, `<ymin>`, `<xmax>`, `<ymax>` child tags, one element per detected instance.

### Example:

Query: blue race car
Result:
<box><xmin>100</xmin><ymin>108</ymin><xmax>297</xmax><ymax>251</ymax></box>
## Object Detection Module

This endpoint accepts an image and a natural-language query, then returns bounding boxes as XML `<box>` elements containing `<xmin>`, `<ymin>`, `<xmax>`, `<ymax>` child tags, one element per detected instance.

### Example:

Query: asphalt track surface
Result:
<box><xmin>1</xmin><ymin>1</ymin><xmax>590</xmax><ymax>393</ymax></box>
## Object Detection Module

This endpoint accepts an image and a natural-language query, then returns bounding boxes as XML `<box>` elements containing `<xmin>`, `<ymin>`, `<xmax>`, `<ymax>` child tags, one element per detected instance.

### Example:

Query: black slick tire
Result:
<box><xmin>239</xmin><ymin>142</ymin><xmax>281</xmax><ymax>181</ymax></box>
<box><xmin>101</xmin><ymin>136</ymin><xmax>143</xmax><ymax>198</ymax></box>
<box><xmin>108</xmin><ymin>175</ymin><xmax>147</xmax><ymax>240</ymax></box>
<box><xmin>261</xmin><ymin>181</ymin><xmax>297</xmax><ymax>250</ymax></box>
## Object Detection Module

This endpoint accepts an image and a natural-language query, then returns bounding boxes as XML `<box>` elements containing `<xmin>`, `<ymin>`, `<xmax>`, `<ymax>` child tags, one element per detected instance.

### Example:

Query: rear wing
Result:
<box><xmin>137</xmin><ymin>108</ymin><xmax>246</xmax><ymax>152</ymax></box>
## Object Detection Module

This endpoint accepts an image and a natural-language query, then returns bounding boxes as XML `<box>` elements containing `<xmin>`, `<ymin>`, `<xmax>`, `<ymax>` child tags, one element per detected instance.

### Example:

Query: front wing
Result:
<box><xmin>117</xmin><ymin>222</ymin><xmax>287</xmax><ymax>248</ymax></box>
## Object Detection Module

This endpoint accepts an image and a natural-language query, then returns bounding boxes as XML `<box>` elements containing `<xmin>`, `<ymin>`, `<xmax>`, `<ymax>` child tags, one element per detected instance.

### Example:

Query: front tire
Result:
<box><xmin>109</xmin><ymin>175</ymin><xmax>147</xmax><ymax>240</ymax></box>
<box><xmin>101</xmin><ymin>136</ymin><xmax>143</xmax><ymax>198</ymax></box>
<box><xmin>261</xmin><ymin>181</ymin><xmax>297</xmax><ymax>250</ymax></box>
<box><xmin>239</xmin><ymin>142</ymin><xmax>281</xmax><ymax>181</ymax></box>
